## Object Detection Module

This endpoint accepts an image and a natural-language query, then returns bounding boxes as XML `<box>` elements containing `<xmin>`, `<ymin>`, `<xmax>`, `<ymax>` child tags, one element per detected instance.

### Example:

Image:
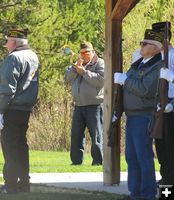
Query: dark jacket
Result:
<box><xmin>0</xmin><ymin>45</ymin><xmax>39</xmax><ymax>113</ymax></box>
<box><xmin>123</xmin><ymin>53</ymin><xmax>162</xmax><ymax>116</ymax></box>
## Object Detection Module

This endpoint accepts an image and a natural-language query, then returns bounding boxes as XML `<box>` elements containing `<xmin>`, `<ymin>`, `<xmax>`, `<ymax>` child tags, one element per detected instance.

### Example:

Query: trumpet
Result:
<box><xmin>61</xmin><ymin>45</ymin><xmax>81</xmax><ymax>65</ymax></box>
<box><xmin>61</xmin><ymin>44</ymin><xmax>80</xmax><ymax>59</ymax></box>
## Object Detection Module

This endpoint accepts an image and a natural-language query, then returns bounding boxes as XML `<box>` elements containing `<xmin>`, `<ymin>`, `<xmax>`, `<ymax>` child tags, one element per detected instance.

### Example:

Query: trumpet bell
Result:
<box><xmin>61</xmin><ymin>45</ymin><xmax>80</xmax><ymax>64</ymax></box>
<box><xmin>61</xmin><ymin>45</ymin><xmax>71</xmax><ymax>55</ymax></box>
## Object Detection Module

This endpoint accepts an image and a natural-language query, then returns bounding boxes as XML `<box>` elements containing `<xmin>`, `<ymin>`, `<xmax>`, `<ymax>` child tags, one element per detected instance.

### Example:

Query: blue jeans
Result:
<box><xmin>70</xmin><ymin>105</ymin><xmax>103</xmax><ymax>165</ymax></box>
<box><xmin>125</xmin><ymin>114</ymin><xmax>157</xmax><ymax>200</ymax></box>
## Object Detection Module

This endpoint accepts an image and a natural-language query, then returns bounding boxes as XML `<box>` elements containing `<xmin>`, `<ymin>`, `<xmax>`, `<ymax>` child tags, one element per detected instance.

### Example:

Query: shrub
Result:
<box><xmin>27</xmin><ymin>77</ymin><xmax>73</xmax><ymax>152</ymax></box>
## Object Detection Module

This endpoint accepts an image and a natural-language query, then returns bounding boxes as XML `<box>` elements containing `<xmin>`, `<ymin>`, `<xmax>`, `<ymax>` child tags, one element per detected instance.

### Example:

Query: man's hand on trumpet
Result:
<box><xmin>74</xmin><ymin>58</ymin><xmax>85</xmax><ymax>75</ymax></box>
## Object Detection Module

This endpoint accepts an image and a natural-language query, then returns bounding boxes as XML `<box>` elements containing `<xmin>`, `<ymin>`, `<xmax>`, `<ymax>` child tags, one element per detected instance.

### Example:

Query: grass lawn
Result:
<box><xmin>0</xmin><ymin>150</ymin><xmax>160</xmax><ymax>173</ymax></box>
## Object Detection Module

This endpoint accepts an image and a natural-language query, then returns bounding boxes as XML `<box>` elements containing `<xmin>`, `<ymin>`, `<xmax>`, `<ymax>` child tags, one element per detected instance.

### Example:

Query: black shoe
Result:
<box><xmin>117</xmin><ymin>195</ymin><xmax>133</xmax><ymax>200</ymax></box>
<box><xmin>92</xmin><ymin>163</ymin><xmax>102</xmax><ymax>166</ymax></box>
<box><xmin>92</xmin><ymin>161</ymin><xmax>103</xmax><ymax>166</ymax></box>
<box><xmin>71</xmin><ymin>163</ymin><xmax>83</xmax><ymax>165</ymax></box>
<box><xmin>17</xmin><ymin>184</ymin><xmax>30</xmax><ymax>193</ymax></box>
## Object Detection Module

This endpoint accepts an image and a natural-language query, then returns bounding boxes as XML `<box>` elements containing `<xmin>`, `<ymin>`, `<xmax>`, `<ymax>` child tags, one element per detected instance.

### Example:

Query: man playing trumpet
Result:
<box><xmin>65</xmin><ymin>41</ymin><xmax>104</xmax><ymax>165</ymax></box>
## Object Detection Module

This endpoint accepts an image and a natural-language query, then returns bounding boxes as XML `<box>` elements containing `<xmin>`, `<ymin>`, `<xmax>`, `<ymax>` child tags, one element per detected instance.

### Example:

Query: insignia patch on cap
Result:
<box><xmin>144</xmin><ymin>29</ymin><xmax>163</xmax><ymax>43</ymax></box>
<box><xmin>6</xmin><ymin>28</ymin><xmax>28</xmax><ymax>39</ymax></box>
<box><xmin>152</xmin><ymin>22</ymin><xmax>171</xmax><ymax>32</ymax></box>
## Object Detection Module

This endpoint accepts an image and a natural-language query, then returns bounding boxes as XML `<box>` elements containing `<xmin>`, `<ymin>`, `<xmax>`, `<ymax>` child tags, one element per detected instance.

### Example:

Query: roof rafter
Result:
<box><xmin>111</xmin><ymin>0</ymin><xmax>140</xmax><ymax>20</ymax></box>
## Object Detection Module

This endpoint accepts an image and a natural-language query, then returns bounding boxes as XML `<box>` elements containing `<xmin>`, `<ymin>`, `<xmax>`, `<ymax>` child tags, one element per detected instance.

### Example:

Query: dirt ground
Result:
<box><xmin>30</xmin><ymin>184</ymin><xmax>95</xmax><ymax>194</ymax></box>
<box><xmin>0</xmin><ymin>183</ymin><xmax>104</xmax><ymax>195</ymax></box>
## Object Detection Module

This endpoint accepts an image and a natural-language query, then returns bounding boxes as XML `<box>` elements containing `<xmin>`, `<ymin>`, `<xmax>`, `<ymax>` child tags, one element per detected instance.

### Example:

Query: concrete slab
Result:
<box><xmin>27</xmin><ymin>172</ymin><xmax>161</xmax><ymax>195</ymax></box>
<box><xmin>29</xmin><ymin>172</ymin><xmax>128</xmax><ymax>194</ymax></box>
<box><xmin>0</xmin><ymin>172</ymin><xmax>161</xmax><ymax>195</ymax></box>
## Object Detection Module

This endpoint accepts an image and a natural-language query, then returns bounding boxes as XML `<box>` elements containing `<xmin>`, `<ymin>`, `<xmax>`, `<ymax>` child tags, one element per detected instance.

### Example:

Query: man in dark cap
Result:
<box><xmin>0</xmin><ymin>27</ymin><xmax>39</xmax><ymax>194</ymax></box>
<box><xmin>65</xmin><ymin>40</ymin><xmax>104</xmax><ymax>166</ymax></box>
<box><xmin>151</xmin><ymin>22</ymin><xmax>174</xmax><ymax>186</ymax></box>
<box><xmin>115</xmin><ymin>29</ymin><xmax>163</xmax><ymax>200</ymax></box>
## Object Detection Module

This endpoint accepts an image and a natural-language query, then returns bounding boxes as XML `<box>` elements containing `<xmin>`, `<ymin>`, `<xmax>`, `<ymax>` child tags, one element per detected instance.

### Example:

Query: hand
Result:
<box><xmin>164</xmin><ymin>103</ymin><xmax>173</xmax><ymax>113</ymax></box>
<box><xmin>160</xmin><ymin>68</ymin><xmax>174</xmax><ymax>82</ymax></box>
<box><xmin>0</xmin><ymin>114</ymin><xmax>4</xmax><ymax>130</ymax></box>
<box><xmin>156</xmin><ymin>103</ymin><xmax>173</xmax><ymax>113</ymax></box>
<box><xmin>156</xmin><ymin>103</ymin><xmax>161</xmax><ymax>112</ymax></box>
<box><xmin>73</xmin><ymin>65</ymin><xmax>85</xmax><ymax>75</ymax></box>
<box><xmin>77</xmin><ymin>58</ymin><xmax>84</xmax><ymax>66</ymax></box>
<box><xmin>114</xmin><ymin>72</ymin><xmax>127</xmax><ymax>85</ymax></box>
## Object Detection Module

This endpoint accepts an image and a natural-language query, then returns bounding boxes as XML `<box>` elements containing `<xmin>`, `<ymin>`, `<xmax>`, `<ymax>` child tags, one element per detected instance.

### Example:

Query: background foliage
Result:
<box><xmin>0</xmin><ymin>0</ymin><xmax>173</xmax><ymax>152</ymax></box>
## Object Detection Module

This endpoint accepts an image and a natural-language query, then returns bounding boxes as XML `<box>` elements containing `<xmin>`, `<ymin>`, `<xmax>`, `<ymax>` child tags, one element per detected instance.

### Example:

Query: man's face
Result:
<box><xmin>79</xmin><ymin>48</ymin><xmax>95</xmax><ymax>64</ymax></box>
<box><xmin>6</xmin><ymin>38</ymin><xmax>16</xmax><ymax>52</ymax></box>
<box><xmin>140</xmin><ymin>40</ymin><xmax>159</xmax><ymax>59</ymax></box>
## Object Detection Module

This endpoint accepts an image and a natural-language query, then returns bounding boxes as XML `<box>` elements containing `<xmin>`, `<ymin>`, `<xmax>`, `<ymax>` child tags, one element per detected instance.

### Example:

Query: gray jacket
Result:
<box><xmin>65</xmin><ymin>55</ymin><xmax>104</xmax><ymax>106</ymax></box>
<box><xmin>0</xmin><ymin>45</ymin><xmax>39</xmax><ymax>113</ymax></box>
<box><xmin>123</xmin><ymin>53</ymin><xmax>162</xmax><ymax>116</ymax></box>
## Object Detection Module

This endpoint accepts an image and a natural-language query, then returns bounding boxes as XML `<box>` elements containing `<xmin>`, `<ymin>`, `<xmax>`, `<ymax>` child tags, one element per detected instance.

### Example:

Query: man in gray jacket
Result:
<box><xmin>65</xmin><ymin>41</ymin><xmax>104</xmax><ymax>165</ymax></box>
<box><xmin>115</xmin><ymin>30</ymin><xmax>163</xmax><ymax>200</ymax></box>
<box><xmin>0</xmin><ymin>27</ymin><xmax>39</xmax><ymax>194</ymax></box>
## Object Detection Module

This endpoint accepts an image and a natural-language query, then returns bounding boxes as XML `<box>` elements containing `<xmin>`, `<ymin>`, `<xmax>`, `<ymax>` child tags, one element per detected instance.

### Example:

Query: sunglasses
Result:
<box><xmin>140</xmin><ymin>41</ymin><xmax>155</xmax><ymax>46</ymax></box>
<box><xmin>80</xmin><ymin>51</ymin><xmax>91</xmax><ymax>56</ymax></box>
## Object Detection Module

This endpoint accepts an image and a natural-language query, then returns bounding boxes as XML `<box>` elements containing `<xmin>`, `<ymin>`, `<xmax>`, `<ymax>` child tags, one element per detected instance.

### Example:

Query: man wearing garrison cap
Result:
<box><xmin>0</xmin><ymin>27</ymin><xmax>39</xmax><ymax>194</ymax></box>
<box><xmin>133</xmin><ymin>22</ymin><xmax>172</xmax><ymax>62</ymax></box>
<box><xmin>149</xmin><ymin>22</ymin><xmax>174</xmax><ymax>187</ymax></box>
<box><xmin>115</xmin><ymin>29</ymin><xmax>163</xmax><ymax>200</ymax></box>
<box><xmin>65</xmin><ymin>40</ymin><xmax>104</xmax><ymax>166</ymax></box>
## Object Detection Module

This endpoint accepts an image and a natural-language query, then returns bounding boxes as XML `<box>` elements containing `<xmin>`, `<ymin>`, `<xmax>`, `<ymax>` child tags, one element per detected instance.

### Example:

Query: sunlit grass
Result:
<box><xmin>0</xmin><ymin>150</ymin><xmax>160</xmax><ymax>173</ymax></box>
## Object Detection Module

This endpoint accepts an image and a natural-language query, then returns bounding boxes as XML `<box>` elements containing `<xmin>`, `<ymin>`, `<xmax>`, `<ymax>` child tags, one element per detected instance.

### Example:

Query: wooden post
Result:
<box><xmin>103</xmin><ymin>0</ymin><xmax>140</xmax><ymax>185</ymax></box>
<box><xmin>103</xmin><ymin>0</ymin><xmax>122</xmax><ymax>185</ymax></box>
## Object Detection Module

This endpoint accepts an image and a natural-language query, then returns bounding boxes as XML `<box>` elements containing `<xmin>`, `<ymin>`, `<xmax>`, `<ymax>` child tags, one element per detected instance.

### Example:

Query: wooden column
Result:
<box><xmin>103</xmin><ymin>0</ymin><xmax>140</xmax><ymax>185</ymax></box>
<box><xmin>103</xmin><ymin>0</ymin><xmax>122</xmax><ymax>185</ymax></box>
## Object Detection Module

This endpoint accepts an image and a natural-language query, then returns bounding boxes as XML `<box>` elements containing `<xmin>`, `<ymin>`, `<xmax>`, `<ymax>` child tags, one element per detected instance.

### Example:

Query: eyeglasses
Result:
<box><xmin>140</xmin><ymin>41</ymin><xmax>155</xmax><ymax>46</ymax></box>
<box><xmin>80</xmin><ymin>51</ymin><xmax>90</xmax><ymax>56</ymax></box>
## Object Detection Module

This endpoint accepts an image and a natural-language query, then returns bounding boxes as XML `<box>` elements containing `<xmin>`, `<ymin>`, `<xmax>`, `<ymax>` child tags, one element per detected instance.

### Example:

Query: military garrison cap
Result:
<box><xmin>80</xmin><ymin>40</ymin><xmax>93</xmax><ymax>50</ymax></box>
<box><xmin>6</xmin><ymin>27</ymin><xmax>29</xmax><ymax>39</ymax></box>
<box><xmin>152</xmin><ymin>21</ymin><xmax>172</xmax><ymax>40</ymax></box>
<box><xmin>152</xmin><ymin>21</ymin><xmax>171</xmax><ymax>32</ymax></box>
<box><xmin>144</xmin><ymin>29</ymin><xmax>163</xmax><ymax>43</ymax></box>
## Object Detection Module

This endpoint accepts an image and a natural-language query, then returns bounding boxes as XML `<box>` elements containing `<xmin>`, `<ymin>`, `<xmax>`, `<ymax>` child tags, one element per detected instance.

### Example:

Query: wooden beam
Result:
<box><xmin>103</xmin><ymin>0</ymin><xmax>122</xmax><ymax>185</ymax></box>
<box><xmin>111</xmin><ymin>0</ymin><xmax>140</xmax><ymax>20</ymax></box>
<box><xmin>125</xmin><ymin>0</ymin><xmax>140</xmax><ymax>16</ymax></box>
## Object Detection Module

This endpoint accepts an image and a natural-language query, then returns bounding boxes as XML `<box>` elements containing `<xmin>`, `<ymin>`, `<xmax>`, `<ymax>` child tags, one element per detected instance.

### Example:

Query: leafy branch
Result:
<box><xmin>0</xmin><ymin>2</ymin><xmax>21</xmax><ymax>10</ymax></box>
